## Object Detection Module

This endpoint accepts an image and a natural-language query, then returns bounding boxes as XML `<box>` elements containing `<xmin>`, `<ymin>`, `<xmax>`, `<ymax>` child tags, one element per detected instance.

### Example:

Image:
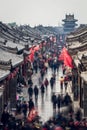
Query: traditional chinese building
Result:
<box><xmin>0</xmin><ymin>47</ymin><xmax>24</xmax><ymax>112</ymax></box>
<box><xmin>0</xmin><ymin>21</ymin><xmax>56</xmax><ymax>116</ymax></box>
<box><xmin>62</xmin><ymin>14</ymin><xmax>78</xmax><ymax>33</ymax></box>
<box><xmin>66</xmin><ymin>25</ymin><xmax>87</xmax><ymax>118</ymax></box>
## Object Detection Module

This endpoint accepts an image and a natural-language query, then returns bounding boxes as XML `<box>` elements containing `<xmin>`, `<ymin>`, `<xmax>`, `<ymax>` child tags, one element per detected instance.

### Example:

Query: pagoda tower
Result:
<box><xmin>62</xmin><ymin>14</ymin><xmax>78</xmax><ymax>33</ymax></box>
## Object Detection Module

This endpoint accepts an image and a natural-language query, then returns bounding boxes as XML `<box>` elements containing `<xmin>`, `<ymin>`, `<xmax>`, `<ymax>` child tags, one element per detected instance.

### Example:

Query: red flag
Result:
<box><xmin>58</xmin><ymin>47</ymin><xmax>73</xmax><ymax>68</ymax></box>
<box><xmin>64</xmin><ymin>52</ymin><xmax>73</xmax><ymax>68</ymax></box>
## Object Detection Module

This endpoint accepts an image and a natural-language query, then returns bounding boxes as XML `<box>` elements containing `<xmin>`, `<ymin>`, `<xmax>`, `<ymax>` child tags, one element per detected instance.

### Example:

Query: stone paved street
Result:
<box><xmin>22</xmin><ymin>65</ymin><xmax>74</xmax><ymax>122</ymax></box>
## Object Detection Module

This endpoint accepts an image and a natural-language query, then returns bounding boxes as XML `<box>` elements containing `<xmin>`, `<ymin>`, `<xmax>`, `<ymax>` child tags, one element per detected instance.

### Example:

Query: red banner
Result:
<box><xmin>58</xmin><ymin>47</ymin><xmax>73</xmax><ymax>68</ymax></box>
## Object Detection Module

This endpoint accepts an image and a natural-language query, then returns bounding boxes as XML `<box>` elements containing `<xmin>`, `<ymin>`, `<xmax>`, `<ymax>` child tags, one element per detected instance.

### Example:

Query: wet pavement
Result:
<box><xmin>22</xmin><ymin>65</ymin><xmax>72</xmax><ymax>123</ymax></box>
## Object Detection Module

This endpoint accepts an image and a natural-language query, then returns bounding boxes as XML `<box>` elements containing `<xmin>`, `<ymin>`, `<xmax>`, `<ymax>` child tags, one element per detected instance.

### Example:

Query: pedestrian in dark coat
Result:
<box><xmin>1</xmin><ymin>110</ymin><xmax>10</xmax><ymax>126</ymax></box>
<box><xmin>28</xmin><ymin>78</ymin><xmax>33</xmax><ymax>86</ymax></box>
<box><xmin>40</xmin><ymin>69</ymin><xmax>45</xmax><ymax>80</ymax></box>
<box><xmin>64</xmin><ymin>93</ymin><xmax>72</xmax><ymax>106</ymax></box>
<box><xmin>8</xmin><ymin>116</ymin><xmax>16</xmax><ymax>130</ymax></box>
<box><xmin>22</xmin><ymin>101</ymin><xmax>28</xmax><ymax>118</ymax></box>
<box><xmin>51</xmin><ymin>93</ymin><xmax>57</xmax><ymax>110</ymax></box>
<box><xmin>75</xmin><ymin>108</ymin><xmax>82</xmax><ymax>121</ymax></box>
<box><xmin>57</xmin><ymin>94</ymin><xmax>62</xmax><ymax>112</ymax></box>
<box><xmin>33</xmin><ymin>60</ymin><xmax>38</xmax><ymax>73</ymax></box>
<box><xmin>40</xmin><ymin>83</ymin><xmax>45</xmax><ymax>100</ymax></box>
<box><xmin>50</xmin><ymin>76</ymin><xmax>54</xmax><ymax>91</ymax></box>
<box><xmin>28</xmin><ymin>98</ymin><xmax>34</xmax><ymax>113</ymax></box>
<box><xmin>28</xmin><ymin>86</ymin><xmax>33</xmax><ymax>100</ymax></box>
<box><xmin>34</xmin><ymin>85</ymin><xmax>39</xmax><ymax>103</ymax></box>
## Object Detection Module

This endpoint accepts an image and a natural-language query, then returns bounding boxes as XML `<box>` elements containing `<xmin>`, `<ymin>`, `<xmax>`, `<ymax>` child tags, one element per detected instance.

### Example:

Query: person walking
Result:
<box><xmin>44</xmin><ymin>60</ymin><xmax>48</xmax><ymax>73</ymax></box>
<box><xmin>40</xmin><ymin>68</ymin><xmax>45</xmax><ymax>80</ymax></box>
<box><xmin>28</xmin><ymin>86</ymin><xmax>33</xmax><ymax>100</ymax></box>
<box><xmin>22</xmin><ymin>101</ymin><xmax>28</xmax><ymax>118</ymax></box>
<box><xmin>59</xmin><ymin>76</ymin><xmax>64</xmax><ymax>93</ymax></box>
<box><xmin>57</xmin><ymin>94</ymin><xmax>62</xmax><ymax>112</ymax></box>
<box><xmin>28</xmin><ymin>78</ymin><xmax>33</xmax><ymax>87</ymax></box>
<box><xmin>1</xmin><ymin>109</ymin><xmax>10</xmax><ymax>126</ymax></box>
<box><xmin>50</xmin><ymin>76</ymin><xmax>55</xmax><ymax>92</ymax></box>
<box><xmin>28</xmin><ymin>98</ymin><xmax>34</xmax><ymax>113</ymax></box>
<box><xmin>64</xmin><ymin>76</ymin><xmax>68</xmax><ymax>93</ymax></box>
<box><xmin>44</xmin><ymin>78</ymin><xmax>49</xmax><ymax>90</ymax></box>
<box><xmin>34</xmin><ymin>85</ymin><xmax>39</xmax><ymax>103</ymax></box>
<box><xmin>40</xmin><ymin>83</ymin><xmax>45</xmax><ymax>101</ymax></box>
<box><xmin>51</xmin><ymin>93</ymin><xmax>57</xmax><ymax>112</ymax></box>
<box><xmin>64</xmin><ymin>93</ymin><xmax>72</xmax><ymax>106</ymax></box>
<box><xmin>33</xmin><ymin>60</ymin><xmax>38</xmax><ymax>73</ymax></box>
<box><xmin>53</xmin><ymin>59</ymin><xmax>57</xmax><ymax>73</ymax></box>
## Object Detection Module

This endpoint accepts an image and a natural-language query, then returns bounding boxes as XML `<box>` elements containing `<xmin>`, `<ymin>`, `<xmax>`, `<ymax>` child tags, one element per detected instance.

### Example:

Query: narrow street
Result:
<box><xmin>22</xmin><ymin>65</ymin><xmax>72</xmax><ymax>123</ymax></box>
<box><xmin>0</xmin><ymin>1</ymin><xmax>87</xmax><ymax>129</ymax></box>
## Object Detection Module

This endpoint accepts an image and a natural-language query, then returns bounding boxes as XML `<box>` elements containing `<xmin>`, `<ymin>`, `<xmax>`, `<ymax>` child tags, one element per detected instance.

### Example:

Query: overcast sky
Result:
<box><xmin>0</xmin><ymin>0</ymin><xmax>87</xmax><ymax>27</ymax></box>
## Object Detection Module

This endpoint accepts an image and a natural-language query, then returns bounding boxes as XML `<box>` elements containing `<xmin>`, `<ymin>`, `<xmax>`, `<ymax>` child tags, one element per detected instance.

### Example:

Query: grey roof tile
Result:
<box><xmin>6</xmin><ymin>41</ymin><xmax>25</xmax><ymax>51</ymax></box>
<box><xmin>0</xmin><ymin>69</ymin><xmax>10</xmax><ymax>81</ymax></box>
<box><xmin>0</xmin><ymin>49</ymin><xmax>23</xmax><ymax>67</ymax></box>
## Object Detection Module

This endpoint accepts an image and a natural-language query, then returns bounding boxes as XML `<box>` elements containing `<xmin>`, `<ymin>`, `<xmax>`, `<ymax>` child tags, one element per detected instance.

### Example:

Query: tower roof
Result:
<box><xmin>62</xmin><ymin>14</ymin><xmax>78</xmax><ymax>22</ymax></box>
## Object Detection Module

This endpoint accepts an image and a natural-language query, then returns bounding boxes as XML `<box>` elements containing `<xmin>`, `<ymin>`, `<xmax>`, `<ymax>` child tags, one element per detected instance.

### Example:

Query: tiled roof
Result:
<box><xmin>6</xmin><ymin>41</ymin><xmax>25</xmax><ymax>51</ymax></box>
<box><xmin>0</xmin><ymin>69</ymin><xmax>10</xmax><ymax>81</ymax></box>
<box><xmin>67</xmin><ymin>27</ymin><xmax>87</xmax><ymax>39</ymax></box>
<box><xmin>0</xmin><ymin>49</ymin><xmax>23</xmax><ymax>68</ymax></box>
<box><xmin>69</xmin><ymin>42</ymin><xmax>87</xmax><ymax>49</ymax></box>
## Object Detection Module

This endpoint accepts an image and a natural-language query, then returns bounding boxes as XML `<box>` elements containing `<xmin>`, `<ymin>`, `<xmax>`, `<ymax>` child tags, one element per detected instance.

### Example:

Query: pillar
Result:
<box><xmin>83</xmin><ymin>81</ymin><xmax>87</xmax><ymax>117</ymax></box>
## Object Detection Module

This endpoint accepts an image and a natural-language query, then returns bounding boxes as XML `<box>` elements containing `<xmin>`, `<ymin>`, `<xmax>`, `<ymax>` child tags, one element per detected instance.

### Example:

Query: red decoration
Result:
<box><xmin>58</xmin><ymin>47</ymin><xmax>74</xmax><ymax>68</ymax></box>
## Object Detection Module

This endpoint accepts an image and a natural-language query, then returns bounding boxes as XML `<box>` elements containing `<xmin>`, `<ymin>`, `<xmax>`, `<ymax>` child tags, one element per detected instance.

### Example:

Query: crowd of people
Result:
<box><xmin>0</xmin><ymin>41</ymin><xmax>86</xmax><ymax>130</ymax></box>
